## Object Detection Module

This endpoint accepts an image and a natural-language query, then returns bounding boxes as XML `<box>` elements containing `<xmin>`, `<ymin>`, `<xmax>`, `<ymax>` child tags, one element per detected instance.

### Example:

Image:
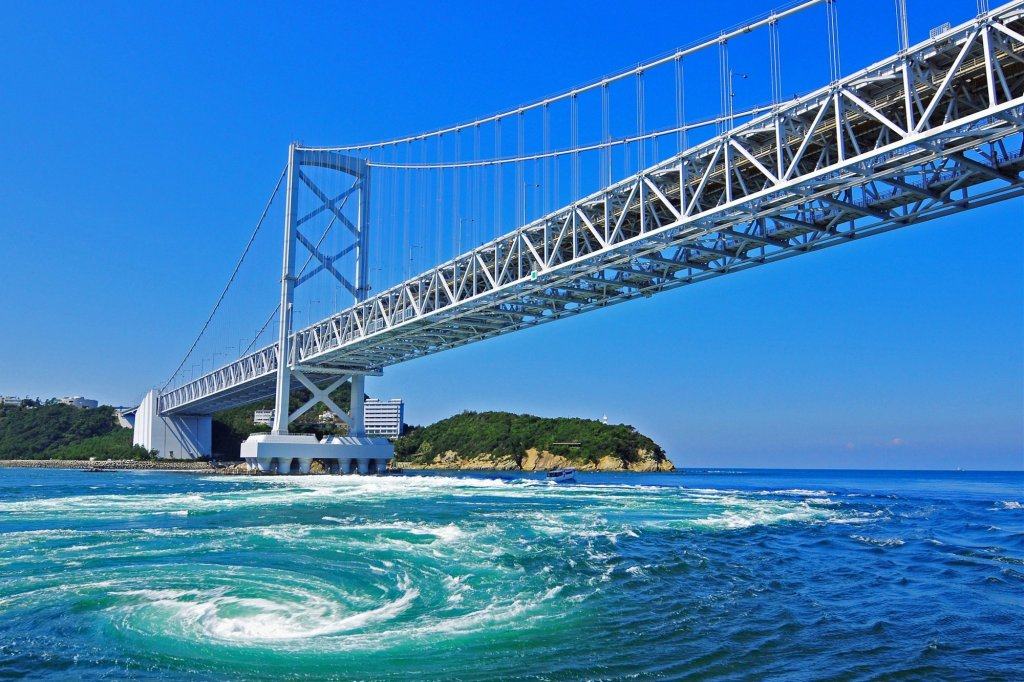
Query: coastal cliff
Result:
<box><xmin>394</xmin><ymin>411</ymin><xmax>674</xmax><ymax>472</ymax></box>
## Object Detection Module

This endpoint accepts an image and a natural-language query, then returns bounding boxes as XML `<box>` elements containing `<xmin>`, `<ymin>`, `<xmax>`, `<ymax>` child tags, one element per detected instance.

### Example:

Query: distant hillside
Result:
<box><xmin>394</xmin><ymin>411</ymin><xmax>672</xmax><ymax>472</ymax></box>
<box><xmin>0</xmin><ymin>404</ymin><xmax>152</xmax><ymax>460</ymax></box>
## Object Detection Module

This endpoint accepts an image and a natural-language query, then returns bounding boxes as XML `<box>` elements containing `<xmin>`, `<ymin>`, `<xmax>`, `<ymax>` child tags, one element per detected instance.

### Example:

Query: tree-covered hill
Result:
<box><xmin>0</xmin><ymin>404</ymin><xmax>152</xmax><ymax>460</ymax></box>
<box><xmin>394</xmin><ymin>411</ymin><xmax>667</xmax><ymax>468</ymax></box>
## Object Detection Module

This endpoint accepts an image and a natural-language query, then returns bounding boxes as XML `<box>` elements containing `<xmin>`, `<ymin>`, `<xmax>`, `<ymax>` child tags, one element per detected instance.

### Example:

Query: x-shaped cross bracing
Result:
<box><xmin>289</xmin><ymin>370</ymin><xmax>353</xmax><ymax>426</ymax></box>
<box><xmin>291</xmin><ymin>171</ymin><xmax>364</xmax><ymax>295</ymax></box>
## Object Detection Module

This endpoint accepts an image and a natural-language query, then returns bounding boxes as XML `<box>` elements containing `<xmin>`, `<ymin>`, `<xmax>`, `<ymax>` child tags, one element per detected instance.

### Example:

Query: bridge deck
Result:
<box><xmin>161</xmin><ymin>3</ymin><xmax>1024</xmax><ymax>415</ymax></box>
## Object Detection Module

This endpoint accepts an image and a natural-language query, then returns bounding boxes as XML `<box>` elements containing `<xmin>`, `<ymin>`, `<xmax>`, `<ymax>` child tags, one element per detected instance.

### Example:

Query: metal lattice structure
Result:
<box><xmin>160</xmin><ymin>2</ymin><xmax>1024</xmax><ymax>415</ymax></box>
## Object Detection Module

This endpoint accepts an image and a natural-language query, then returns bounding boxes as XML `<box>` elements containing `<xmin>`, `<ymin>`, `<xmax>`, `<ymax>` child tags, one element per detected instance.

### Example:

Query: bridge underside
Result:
<box><xmin>160</xmin><ymin>4</ymin><xmax>1024</xmax><ymax>417</ymax></box>
<box><xmin>164</xmin><ymin>368</ymin><xmax>354</xmax><ymax>415</ymax></box>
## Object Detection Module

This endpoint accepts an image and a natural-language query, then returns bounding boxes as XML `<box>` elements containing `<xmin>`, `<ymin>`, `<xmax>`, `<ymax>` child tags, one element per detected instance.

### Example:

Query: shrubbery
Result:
<box><xmin>50</xmin><ymin>429</ymin><xmax>154</xmax><ymax>460</ymax></box>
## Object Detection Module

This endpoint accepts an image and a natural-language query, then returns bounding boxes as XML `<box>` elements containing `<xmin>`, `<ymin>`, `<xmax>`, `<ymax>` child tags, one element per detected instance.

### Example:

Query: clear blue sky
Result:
<box><xmin>1</xmin><ymin>0</ymin><xmax>1021</xmax><ymax>470</ymax></box>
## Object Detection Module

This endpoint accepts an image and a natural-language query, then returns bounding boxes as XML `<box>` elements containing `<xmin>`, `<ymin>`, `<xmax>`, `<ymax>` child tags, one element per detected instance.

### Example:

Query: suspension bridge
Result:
<box><xmin>127</xmin><ymin>0</ymin><xmax>1024</xmax><ymax>473</ymax></box>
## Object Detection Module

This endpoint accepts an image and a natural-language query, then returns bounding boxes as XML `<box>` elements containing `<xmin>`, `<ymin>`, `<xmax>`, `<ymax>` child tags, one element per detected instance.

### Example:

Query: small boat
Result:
<box><xmin>546</xmin><ymin>468</ymin><xmax>576</xmax><ymax>483</ymax></box>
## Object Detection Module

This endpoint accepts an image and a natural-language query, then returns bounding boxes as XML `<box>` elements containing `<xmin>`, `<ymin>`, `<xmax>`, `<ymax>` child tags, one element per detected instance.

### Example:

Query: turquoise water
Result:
<box><xmin>0</xmin><ymin>468</ymin><xmax>1021</xmax><ymax>680</ymax></box>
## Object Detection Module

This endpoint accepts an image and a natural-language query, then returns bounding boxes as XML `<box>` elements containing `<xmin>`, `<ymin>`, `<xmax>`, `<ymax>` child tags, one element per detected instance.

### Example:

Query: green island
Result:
<box><xmin>0</xmin><ymin>397</ymin><xmax>673</xmax><ymax>472</ymax></box>
<box><xmin>394</xmin><ymin>411</ymin><xmax>673</xmax><ymax>472</ymax></box>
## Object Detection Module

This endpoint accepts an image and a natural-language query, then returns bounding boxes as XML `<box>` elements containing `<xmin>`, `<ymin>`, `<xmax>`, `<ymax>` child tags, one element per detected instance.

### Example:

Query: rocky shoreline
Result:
<box><xmin>398</xmin><ymin>448</ymin><xmax>675</xmax><ymax>473</ymax></box>
<box><xmin>0</xmin><ymin>459</ymin><xmax>218</xmax><ymax>471</ymax></box>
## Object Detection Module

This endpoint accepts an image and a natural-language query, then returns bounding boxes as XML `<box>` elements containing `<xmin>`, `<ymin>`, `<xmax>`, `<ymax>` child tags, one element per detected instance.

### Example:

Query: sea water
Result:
<box><xmin>0</xmin><ymin>468</ymin><xmax>1021</xmax><ymax>679</ymax></box>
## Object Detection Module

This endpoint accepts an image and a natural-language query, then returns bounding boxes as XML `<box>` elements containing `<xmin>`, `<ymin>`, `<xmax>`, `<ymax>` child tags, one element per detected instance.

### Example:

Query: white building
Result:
<box><xmin>254</xmin><ymin>409</ymin><xmax>274</xmax><ymax>427</ymax></box>
<box><xmin>2</xmin><ymin>396</ymin><xmax>23</xmax><ymax>406</ymax></box>
<box><xmin>364</xmin><ymin>398</ymin><xmax>404</xmax><ymax>438</ymax></box>
<box><xmin>59</xmin><ymin>396</ymin><xmax>98</xmax><ymax>409</ymax></box>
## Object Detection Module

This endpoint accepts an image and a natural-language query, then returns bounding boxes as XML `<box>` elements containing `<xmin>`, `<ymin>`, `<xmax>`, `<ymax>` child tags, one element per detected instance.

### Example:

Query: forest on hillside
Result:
<box><xmin>393</xmin><ymin>411</ymin><xmax>666</xmax><ymax>467</ymax></box>
<box><xmin>0</xmin><ymin>404</ymin><xmax>151</xmax><ymax>460</ymax></box>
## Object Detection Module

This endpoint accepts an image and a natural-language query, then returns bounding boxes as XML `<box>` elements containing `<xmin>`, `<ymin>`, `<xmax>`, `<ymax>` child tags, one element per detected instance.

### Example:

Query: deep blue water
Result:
<box><xmin>0</xmin><ymin>467</ymin><xmax>1021</xmax><ymax>680</ymax></box>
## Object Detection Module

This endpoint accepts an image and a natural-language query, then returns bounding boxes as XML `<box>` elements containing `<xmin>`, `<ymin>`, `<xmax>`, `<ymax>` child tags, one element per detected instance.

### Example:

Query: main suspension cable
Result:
<box><xmin>161</xmin><ymin>166</ymin><xmax>286</xmax><ymax>391</ymax></box>
<box><xmin>366</xmin><ymin>104</ymin><xmax>777</xmax><ymax>170</ymax></box>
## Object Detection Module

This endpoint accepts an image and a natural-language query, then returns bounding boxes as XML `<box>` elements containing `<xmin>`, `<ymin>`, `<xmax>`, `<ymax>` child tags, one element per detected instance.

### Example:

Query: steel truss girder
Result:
<box><xmin>160</xmin><ymin>4</ymin><xmax>1024</xmax><ymax>415</ymax></box>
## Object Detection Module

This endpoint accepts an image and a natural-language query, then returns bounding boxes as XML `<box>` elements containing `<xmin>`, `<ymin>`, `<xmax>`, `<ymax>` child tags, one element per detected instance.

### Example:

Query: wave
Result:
<box><xmin>2</xmin><ymin>468</ymin><xmax>1021</xmax><ymax>678</ymax></box>
<box><xmin>851</xmin><ymin>534</ymin><xmax>905</xmax><ymax>548</ymax></box>
<box><xmin>0</xmin><ymin>474</ymin><xmax>885</xmax><ymax>659</ymax></box>
<box><xmin>755</xmin><ymin>489</ymin><xmax>832</xmax><ymax>497</ymax></box>
<box><xmin>111</xmin><ymin>572</ymin><xmax>419</xmax><ymax>642</ymax></box>
<box><xmin>0</xmin><ymin>475</ymin><xmax>862</xmax><ymax>533</ymax></box>
<box><xmin>321</xmin><ymin>517</ymin><xmax>466</xmax><ymax>543</ymax></box>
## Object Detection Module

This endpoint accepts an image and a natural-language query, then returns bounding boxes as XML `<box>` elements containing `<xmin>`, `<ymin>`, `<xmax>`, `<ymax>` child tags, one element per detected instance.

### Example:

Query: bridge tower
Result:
<box><xmin>241</xmin><ymin>144</ymin><xmax>394</xmax><ymax>474</ymax></box>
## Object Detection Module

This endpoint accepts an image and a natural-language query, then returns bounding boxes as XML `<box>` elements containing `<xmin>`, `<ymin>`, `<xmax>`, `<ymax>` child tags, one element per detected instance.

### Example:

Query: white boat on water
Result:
<box><xmin>546</xmin><ymin>468</ymin><xmax>576</xmax><ymax>483</ymax></box>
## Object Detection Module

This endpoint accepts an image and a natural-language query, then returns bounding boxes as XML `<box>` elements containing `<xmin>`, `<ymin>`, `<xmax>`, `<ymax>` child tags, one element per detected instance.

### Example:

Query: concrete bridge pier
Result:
<box><xmin>131</xmin><ymin>390</ymin><xmax>211</xmax><ymax>460</ymax></box>
<box><xmin>240</xmin><ymin>433</ymin><xmax>393</xmax><ymax>475</ymax></box>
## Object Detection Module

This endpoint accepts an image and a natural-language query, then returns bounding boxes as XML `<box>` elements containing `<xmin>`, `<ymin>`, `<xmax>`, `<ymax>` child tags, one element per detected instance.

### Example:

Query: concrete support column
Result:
<box><xmin>375</xmin><ymin>458</ymin><xmax>390</xmax><ymax>475</ymax></box>
<box><xmin>357</xmin><ymin>458</ymin><xmax>371</xmax><ymax>475</ymax></box>
<box><xmin>132</xmin><ymin>390</ymin><xmax>212</xmax><ymax>460</ymax></box>
<box><xmin>350</xmin><ymin>375</ymin><xmax>365</xmax><ymax>438</ymax></box>
<box><xmin>277</xmin><ymin>457</ymin><xmax>293</xmax><ymax>474</ymax></box>
<box><xmin>296</xmin><ymin>458</ymin><xmax>314</xmax><ymax>474</ymax></box>
<box><xmin>256</xmin><ymin>457</ymin><xmax>275</xmax><ymax>473</ymax></box>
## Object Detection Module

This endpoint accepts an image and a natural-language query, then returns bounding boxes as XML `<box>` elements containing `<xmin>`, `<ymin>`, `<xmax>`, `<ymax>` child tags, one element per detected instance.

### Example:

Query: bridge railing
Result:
<box><xmin>161</xmin><ymin>344</ymin><xmax>278</xmax><ymax>413</ymax></box>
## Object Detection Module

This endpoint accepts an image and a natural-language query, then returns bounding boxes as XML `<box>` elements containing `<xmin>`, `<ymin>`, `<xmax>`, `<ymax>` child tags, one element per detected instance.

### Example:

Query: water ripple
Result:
<box><xmin>0</xmin><ymin>469</ymin><xmax>1021</xmax><ymax>679</ymax></box>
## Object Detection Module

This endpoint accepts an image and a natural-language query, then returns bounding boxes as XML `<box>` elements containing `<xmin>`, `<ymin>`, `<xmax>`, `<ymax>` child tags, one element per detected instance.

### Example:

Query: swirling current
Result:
<box><xmin>0</xmin><ymin>468</ymin><xmax>1021</xmax><ymax>679</ymax></box>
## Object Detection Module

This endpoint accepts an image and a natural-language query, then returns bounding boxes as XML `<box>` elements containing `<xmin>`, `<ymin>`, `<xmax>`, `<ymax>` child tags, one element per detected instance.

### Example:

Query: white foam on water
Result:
<box><xmin>443</xmin><ymin>574</ymin><xmax>471</xmax><ymax>606</ymax></box>
<box><xmin>113</xmin><ymin>574</ymin><xmax>420</xmax><ymax>642</ymax></box>
<box><xmin>851</xmin><ymin>534</ymin><xmax>905</xmax><ymax>547</ymax></box>
<box><xmin>256</xmin><ymin>525</ymin><xmax>312</xmax><ymax>542</ymax></box>
<box><xmin>756</xmin><ymin>489</ymin><xmax>832</xmax><ymax>497</ymax></box>
<box><xmin>339</xmin><ymin>520</ymin><xmax>466</xmax><ymax>543</ymax></box>
<box><xmin>541</xmin><ymin>585</ymin><xmax>564</xmax><ymax>599</ymax></box>
<box><xmin>388</xmin><ymin>583</ymin><xmax>565</xmax><ymax>640</ymax></box>
<box><xmin>689</xmin><ymin>500</ymin><xmax>836</xmax><ymax>530</ymax></box>
<box><xmin>993</xmin><ymin>500</ymin><xmax>1022</xmax><ymax>510</ymax></box>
